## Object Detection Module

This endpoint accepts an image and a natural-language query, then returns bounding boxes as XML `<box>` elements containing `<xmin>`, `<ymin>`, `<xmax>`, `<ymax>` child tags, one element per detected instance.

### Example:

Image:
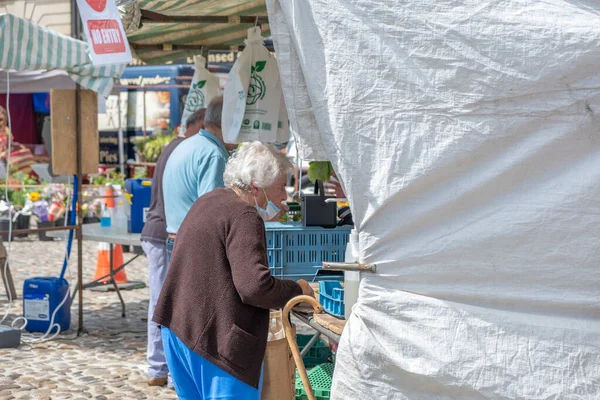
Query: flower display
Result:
<box><xmin>29</xmin><ymin>191</ymin><xmax>41</xmax><ymax>202</ymax></box>
<box><xmin>33</xmin><ymin>200</ymin><xmax>49</xmax><ymax>222</ymax></box>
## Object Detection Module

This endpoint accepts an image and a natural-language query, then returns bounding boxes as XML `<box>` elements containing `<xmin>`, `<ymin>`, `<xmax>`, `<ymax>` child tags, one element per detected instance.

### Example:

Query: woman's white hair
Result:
<box><xmin>224</xmin><ymin>141</ymin><xmax>294</xmax><ymax>190</ymax></box>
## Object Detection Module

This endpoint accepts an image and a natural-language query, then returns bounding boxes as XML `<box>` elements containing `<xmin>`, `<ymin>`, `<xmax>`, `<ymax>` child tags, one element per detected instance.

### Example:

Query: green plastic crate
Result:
<box><xmin>295</xmin><ymin>363</ymin><xmax>334</xmax><ymax>400</ymax></box>
<box><xmin>296</xmin><ymin>334</ymin><xmax>332</xmax><ymax>368</ymax></box>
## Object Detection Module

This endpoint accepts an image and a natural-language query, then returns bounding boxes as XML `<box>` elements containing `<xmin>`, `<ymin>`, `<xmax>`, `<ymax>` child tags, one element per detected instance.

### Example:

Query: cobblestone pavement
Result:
<box><xmin>0</xmin><ymin>237</ymin><xmax>178</xmax><ymax>400</ymax></box>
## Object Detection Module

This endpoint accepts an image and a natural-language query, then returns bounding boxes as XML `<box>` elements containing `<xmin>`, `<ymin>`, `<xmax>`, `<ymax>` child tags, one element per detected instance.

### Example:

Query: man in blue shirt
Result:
<box><xmin>162</xmin><ymin>96</ymin><xmax>233</xmax><ymax>258</ymax></box>
<box><xmin>141</xmin><ymin>108</ymin><xmax>206</xmax><ymax>388</ymax></box>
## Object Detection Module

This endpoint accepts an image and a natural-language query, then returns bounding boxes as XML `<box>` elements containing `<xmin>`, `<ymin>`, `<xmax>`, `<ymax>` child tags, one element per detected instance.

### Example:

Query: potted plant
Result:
<box><xmin>131</xmin><ymin>132</ymin><xmax>176</xmax><ymax>178</ymax></box>
<box><xmin>45</xmin><ymin>184</ymin><xmax>69</xmax><ymax>228</ymax></box>
<box><xmin>30</xmin><ymin>192</ymin><xmax>53</xmax><ymax>241</ymax></box>
<box><xmin>0</xmin><ymin>197</ymin><xmax>13</xmax><ymax>242</ymax></box>
<box><xmin>10</xmin><ymin>190</ymin><xmax>29</xmax><ymax>237</ymax></box>
<box><xmin>83</xmin><ymin>199</ymin><xmax>102</xmax><ymax>224</ymax></box>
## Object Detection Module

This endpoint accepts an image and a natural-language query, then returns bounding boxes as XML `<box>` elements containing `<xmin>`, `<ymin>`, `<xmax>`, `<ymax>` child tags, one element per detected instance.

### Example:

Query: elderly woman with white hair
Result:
<box><xmin>153</xmin><ymin>141</ymin><xmax>314</xmax><ymax>399</ymax></box>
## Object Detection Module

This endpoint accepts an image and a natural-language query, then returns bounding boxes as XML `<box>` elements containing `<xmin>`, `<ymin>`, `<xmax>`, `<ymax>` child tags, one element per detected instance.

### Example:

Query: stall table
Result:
<box><xmin>292</xmin><ymin>307</ymin><xmax>346</xmax><ymax>358</ymax></box>
<box><xmin>48</xmin><ymin>223</ymin><xmax>144</xmax><ymax>318</ymax></box>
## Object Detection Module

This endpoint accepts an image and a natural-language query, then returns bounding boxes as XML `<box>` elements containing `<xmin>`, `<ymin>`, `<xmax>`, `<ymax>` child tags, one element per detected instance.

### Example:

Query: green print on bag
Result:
<box><xmin>185</xmin><ymin>80</ymin><xmax>207</xmax><ymax>111</ymax></box>
<box><xmin>246</xmin><ymin>61</ymin><xmax>267</xmax><ymax>105</ymax></box>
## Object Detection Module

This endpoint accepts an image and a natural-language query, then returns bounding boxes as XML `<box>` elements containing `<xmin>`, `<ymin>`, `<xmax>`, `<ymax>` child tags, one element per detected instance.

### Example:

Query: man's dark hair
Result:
<box><xmin>185</xmin><ymin>108</ymin><xmax>206</xmax><ymax>128</ymax></box>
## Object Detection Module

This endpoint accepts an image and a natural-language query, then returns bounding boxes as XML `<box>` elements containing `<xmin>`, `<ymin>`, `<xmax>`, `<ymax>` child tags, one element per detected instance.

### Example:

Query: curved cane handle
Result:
<box><xmin>282</xmin><ymin>296</ymin><xmax>323</xmax><ymax>400</ymax></box>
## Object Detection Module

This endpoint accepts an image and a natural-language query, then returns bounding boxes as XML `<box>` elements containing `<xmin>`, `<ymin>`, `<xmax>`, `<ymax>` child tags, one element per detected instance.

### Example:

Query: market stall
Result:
<box><xmin>0</xmin><ymin>13</ymin><xmax>125</xmax><ymax>333</ymax></box>
<box><xmin>122</xmin><ymin>0</ymin><xmax>600</xmax><ymax>398</ymax></box>
<box><xmin>0</xmin><ymin>15</ymin><xmax>123</xmax><ymax>97</ymax></box>
<box><xmin>118</xmin><ymin>1</ymin><xmax>358</xmax><ymax>398</ymax></box>
<box><xmin>121</xmin><ymin>0</ymin><xmax>600</xmax><ymax>397</ymax></box>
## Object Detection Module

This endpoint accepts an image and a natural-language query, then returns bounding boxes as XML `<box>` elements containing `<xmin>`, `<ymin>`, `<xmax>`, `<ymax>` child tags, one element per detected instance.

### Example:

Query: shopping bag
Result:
<box><xmin>179</xmin><ymin>55</ymin><xmax>221</xmax><ymax>136</ymax></box>
<box><xmin>261</xmin><ymin>324</ymin><xmax>296</xmax><ymax>400</ymax></box>
<box><xmin>222</xmin><ymin>27</ymin><xmax>289</xmax><ymax>144</ymax></box>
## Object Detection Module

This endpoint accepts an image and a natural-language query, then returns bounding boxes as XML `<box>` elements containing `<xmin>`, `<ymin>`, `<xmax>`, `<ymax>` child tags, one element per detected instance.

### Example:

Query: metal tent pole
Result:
<box><xmin>75</xmin><ymin>86</ymin><xmax>84</xmax><ymax>336</ymax></box>
<box><xmin>142</xmin><ymin>88</ymin><xmax>147</xmax><ymax>136</ymax></box>
<box><xmin>118</xmin><ymin>96</ymin><xmax>125</xmax><ymax>175</ymax></box>
<box><xmin>72</xmin><ymin>0</ymin><xmax>85</xmax><ymax>336</ymax></box>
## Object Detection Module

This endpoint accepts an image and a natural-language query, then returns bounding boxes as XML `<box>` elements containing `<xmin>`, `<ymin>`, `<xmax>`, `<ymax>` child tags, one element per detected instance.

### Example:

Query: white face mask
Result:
<box><xmin>255</xmin><ymin>189</ymin><xmax>280</xmax><ymax>221</ymax></box>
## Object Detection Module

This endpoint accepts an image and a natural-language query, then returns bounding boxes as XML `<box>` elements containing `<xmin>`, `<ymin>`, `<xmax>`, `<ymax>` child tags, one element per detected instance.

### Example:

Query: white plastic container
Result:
<box><xmin>113</xmin><ymin>200</ymin><xmax>128</xmax><ymax>233</ymax></box>
<box><xmin>344</xmin><ymin>229</ymin><xmax>360</xmax><ymax>319</ymax></box>
<box><xmin>111</xmin><ymin>186</ymin><xmax>128</xmax><ymax>233</ymax></box>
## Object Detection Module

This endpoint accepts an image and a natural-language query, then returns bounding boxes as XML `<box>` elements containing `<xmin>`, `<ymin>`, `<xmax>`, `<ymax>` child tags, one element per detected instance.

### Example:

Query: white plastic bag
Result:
<box><xmin>179</xmin><ymin>55</ymin><xmax>221</xmax><ymax>136</ymax></box>
<box><xmin>267</xmin><ymin>310</ymin><xmax>285</xmax><ymax>341</ymax></box>
<box><xmin>222</xmin><ymin>27</ymin><xmax>289</xmax><ymax>144</ymax></box>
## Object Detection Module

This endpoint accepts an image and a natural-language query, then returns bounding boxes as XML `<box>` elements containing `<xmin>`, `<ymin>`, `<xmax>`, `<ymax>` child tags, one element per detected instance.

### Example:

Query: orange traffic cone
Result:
<box><xmin>92</xmin><ymin>242</ymin><xmax>129</xmax><ymax>284</ymax></box>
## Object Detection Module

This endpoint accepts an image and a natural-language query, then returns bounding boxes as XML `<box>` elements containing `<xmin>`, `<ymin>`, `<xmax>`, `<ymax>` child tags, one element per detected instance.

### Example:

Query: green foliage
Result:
<box><xmin>307</xmin><ymin>161</ymin><xmax>333</xmax><ymax>184</ymax></box>
<box><xmin>91</xmin><ymin>170</ymin><xmax>124</xmax><ymax>187</ymax></box>
<box><xmin>133</xmin><ymin>167</ymin><xmax>148</xmax><ymax>179</ymax></box>
<box><xmin>133</xmin><ymin>134</ymin><xmax>176</xmax><ymax>162</ymax></box>
<box><xmin>9</xmin><ymin>190</ymin><xmax>26</xmax><ymax>208</ymax></box>
<box><xmin>91</xmin><ymin>175</ymin><xmax>106</xmax><ymax>185</ymax></box>
<box><xmin>10</xmin><ymin>171</ymin><xmax>39</xmax><ymax>185</ymax></box>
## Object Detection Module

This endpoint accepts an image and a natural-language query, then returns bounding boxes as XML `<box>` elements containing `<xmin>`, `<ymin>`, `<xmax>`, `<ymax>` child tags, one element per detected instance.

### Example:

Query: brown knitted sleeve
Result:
<box><xmin>226</xmin><ymin>211</ymin><xmax>302</xmax><ymax>309</ymax></box>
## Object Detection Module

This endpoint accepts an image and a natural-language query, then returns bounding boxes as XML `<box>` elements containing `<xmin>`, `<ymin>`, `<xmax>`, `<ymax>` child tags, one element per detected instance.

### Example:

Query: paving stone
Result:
<box><xmin>0</xmin><ymin>241</ymin><xmax>172</xmax><ymax>399</ymax></box>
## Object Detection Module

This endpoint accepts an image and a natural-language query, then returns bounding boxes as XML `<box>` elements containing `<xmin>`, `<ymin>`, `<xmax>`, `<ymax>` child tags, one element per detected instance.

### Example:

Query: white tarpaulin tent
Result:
<box><xmin>267</xmin><ymin>0</ymin><xmax>600</xmax><ymax>398</ymax></box>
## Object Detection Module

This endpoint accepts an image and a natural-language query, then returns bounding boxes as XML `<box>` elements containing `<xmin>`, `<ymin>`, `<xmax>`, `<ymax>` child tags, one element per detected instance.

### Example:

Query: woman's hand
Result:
<box><xmin>327</xmin><ymin>179</ymin><xmax>346</xmax><ymax>199</ymax></box>
<box><xmin>297</xmin><ymin>279</ymin><xmax>315</xmax><ymax>297</ymax></box>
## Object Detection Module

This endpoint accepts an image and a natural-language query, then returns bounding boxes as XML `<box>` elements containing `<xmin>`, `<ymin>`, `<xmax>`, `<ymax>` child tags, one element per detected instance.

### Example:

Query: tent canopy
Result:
<box><xmin>267</xmin><ymin>0</ymin><xmax>600</xmax><ymax>398</ymax></box>
<box><xmin>0</xmin><ymin>70</ymin><xmax>76</xmax><ymax>94</ymax></box>
<box><xmin>0</xmin><ymin>13</ymin><xmax>125</xmax><ymax>97</ymax></box>
<box><xmin>120</xmin><ymin>0</ymin><xmax>269</xmax><ymax>64</ymax></box>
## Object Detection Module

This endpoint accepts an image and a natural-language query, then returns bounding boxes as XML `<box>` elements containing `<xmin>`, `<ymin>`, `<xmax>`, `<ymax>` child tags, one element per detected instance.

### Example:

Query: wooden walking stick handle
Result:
<box><xmin>283</xmin><ymin>295</ymin><xmax>323</xmax><ymax>400</ymax></box>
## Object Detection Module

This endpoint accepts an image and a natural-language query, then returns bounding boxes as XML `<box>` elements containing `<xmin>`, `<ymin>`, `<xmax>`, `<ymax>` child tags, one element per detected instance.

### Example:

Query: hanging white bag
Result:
<box><xmin>179</xmin><ymin>55</ymin><xmax>221</xmax><ymax>136</ymax></box>
<box><xmin>222</xmin><ymin>27</ymin><xmax>289</xmax><ymax>144</ymax></box>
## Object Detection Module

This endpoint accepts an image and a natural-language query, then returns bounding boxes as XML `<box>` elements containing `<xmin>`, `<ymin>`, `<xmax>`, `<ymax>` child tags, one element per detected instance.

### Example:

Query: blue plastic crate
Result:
<box><xmin>265</xmin><ymin>223</ymin><xmax>350</xmax><ymax>281</ymax></box>
<box><xmin>319</xmin><ymin>281</ymin><xmax>344</xmax><ymax>318</ymax></box>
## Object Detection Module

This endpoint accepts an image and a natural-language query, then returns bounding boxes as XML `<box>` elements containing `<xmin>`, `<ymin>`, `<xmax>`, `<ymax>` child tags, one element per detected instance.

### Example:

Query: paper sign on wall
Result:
<box><xmin>77</xmin><ymin>0</ymin><xmax>132</xmax><ymax>66</ymax></box>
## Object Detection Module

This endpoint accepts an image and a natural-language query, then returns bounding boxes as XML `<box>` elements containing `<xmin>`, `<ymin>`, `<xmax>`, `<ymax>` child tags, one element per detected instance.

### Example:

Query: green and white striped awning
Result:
<box><xmin>0</xmin><ymin>14</ymin><xmax>125</xmax><ymax>97</ymax></box>
<box><xmin>121</xmin><ymin>0</ymin><xmax>269</xmax><ymax>64</ymax></box>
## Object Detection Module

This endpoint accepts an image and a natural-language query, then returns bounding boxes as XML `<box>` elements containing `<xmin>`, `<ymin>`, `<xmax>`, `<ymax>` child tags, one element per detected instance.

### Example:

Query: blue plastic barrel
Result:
<box><xmin>125</xmin><ymin>178</ymin><xmax>153</xmax><ymax>233</ymax></box>
<box><xmin>23</xmin><ymin>277</ymin><xmax>70</xmax><ymax>333</ymax></box>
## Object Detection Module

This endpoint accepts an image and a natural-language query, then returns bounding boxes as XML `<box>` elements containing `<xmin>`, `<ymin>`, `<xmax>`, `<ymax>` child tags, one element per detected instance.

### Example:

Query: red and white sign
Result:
<box><xmin>85</xmin><ymin>0</ymin><xmax>107</xmax><ymax>12</ymax></box>
<box><xmin>87</xmin><ymin>20</ymin><xmax>126</xmax><ymax>54</ymax></box>
<box><xmin>77</xmin><ymin>0</ymin><xmax>132</xmax><ymax>66</ymax></box>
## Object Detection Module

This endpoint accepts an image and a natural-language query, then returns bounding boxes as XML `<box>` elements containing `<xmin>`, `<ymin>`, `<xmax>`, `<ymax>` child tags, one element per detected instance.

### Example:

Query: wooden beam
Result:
<box><xmin>0</xmin><ymin>225</ymin><xmax>80</xmax><ymax>235</ymax></box>
<box><xmin>140</xmin><ymin>9</ymin><xmax>268</xmax><ymax>25</ymax></box>
<box><xmin>130</xmin><ymin>43</ymin><xmax>276</xmax><ymax>55</ymax></box>
<box><xmin>0</xmin><ymin>242</ymin><xmax>16</xmax><ymax>300</ymax></box>
<box><xmin>131</xmin><ymin>43</ymin><xmax>241</xmax><ymax>51</ymax></box>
